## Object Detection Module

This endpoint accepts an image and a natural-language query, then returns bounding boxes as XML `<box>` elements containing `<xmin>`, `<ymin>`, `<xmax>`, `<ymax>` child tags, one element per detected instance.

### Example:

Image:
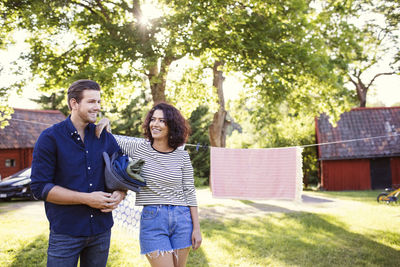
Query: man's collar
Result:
<box><xmin>66</xmin><ymin>115</ymin><xmax>78</xmax><ymax>136</ymax></box>
<box><xmin>66</xmin><ymin>116</ymin><xmax>95</xmax><ymax>137</ymax></box>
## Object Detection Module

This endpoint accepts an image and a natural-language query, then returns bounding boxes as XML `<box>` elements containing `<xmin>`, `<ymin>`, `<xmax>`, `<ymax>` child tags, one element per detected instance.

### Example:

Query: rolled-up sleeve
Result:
<box><xmin>30</xmin><ymin>130</ymin><xmax>57</xmax><ymax>200</ymax></box>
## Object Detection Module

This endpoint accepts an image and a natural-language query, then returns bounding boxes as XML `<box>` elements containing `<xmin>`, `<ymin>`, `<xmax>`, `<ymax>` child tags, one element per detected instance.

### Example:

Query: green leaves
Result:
<box><xmin>1</xmin><ymin>0</ymin><xmax>396</xmax><ymax>155</ymax></box>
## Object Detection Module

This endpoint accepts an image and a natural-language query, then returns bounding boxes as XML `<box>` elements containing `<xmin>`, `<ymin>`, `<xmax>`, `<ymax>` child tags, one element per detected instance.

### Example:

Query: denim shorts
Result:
<box><xmin>139</xmin><ymin>205</ymin><xmax>193</xmax><ymax>255</ymax></box>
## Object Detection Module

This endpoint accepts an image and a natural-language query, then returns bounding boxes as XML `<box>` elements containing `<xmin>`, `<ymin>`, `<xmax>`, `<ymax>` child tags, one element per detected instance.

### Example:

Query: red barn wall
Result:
<box><xmin>391</xmin><ymin>157</ymin><xmax>400</xmax><ymax>187</ymax></box>
<box><xmin>321</xmin><ymin>159</ymin><xmax>371</xmax><ymax>190</ymax></box>
<box><xmin>0</xmin><ymin>148</ymin><xmax>33</xmax><ymax>179</ymax></box>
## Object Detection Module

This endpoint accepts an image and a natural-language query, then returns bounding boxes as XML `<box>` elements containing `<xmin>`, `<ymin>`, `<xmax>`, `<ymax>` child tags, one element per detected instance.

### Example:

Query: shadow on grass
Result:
<box><xmin>301</xmin><ymin>195</ymin><xmax>334</xmax><ymax>203</ymax></box>
<box><xmin>236</xmin><ymin>195</ymin><xmax>334</xmax><ymax>214</ymax></box>
<box><xmin>239</xmin><ymin>201</ymin><xmax>295</xmax><ymax>213</ymax></box>
<box><xmin>200</xmin><ymin>213</ymin><xmax>400</xmax><ymax>266</ymax></box>
<box><xmin>201</xmin><ymin>202</ymin><xmax>295</xmax><ymax>218</ymax></box>
<box><xmin>10</xmin><ymin>234</ymin><xmax>47</xmax><ymax>267</ymax></box>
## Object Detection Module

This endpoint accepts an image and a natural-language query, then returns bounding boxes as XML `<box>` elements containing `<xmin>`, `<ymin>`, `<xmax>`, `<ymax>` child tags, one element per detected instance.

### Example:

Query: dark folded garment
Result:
<box><xmin>103</xmin><ymin>152</ymin><xmax>146</xmax><ymax>192</ymax></box>
<box><xmin>112</xmin><ymin>154</ymin><xmax>146</xmax><ymax>187</ymax></box>
<box><xmin>127</xmin><ymin>159</ymin><xmax>146</xmax><ymax>183</ymax></box>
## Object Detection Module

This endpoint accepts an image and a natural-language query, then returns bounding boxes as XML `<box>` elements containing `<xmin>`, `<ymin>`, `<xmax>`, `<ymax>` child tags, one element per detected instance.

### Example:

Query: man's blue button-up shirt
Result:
<box><xmin>30</xmin><ymin>116</ymin><xmax>120</xmax><ymax>237</ymax></box>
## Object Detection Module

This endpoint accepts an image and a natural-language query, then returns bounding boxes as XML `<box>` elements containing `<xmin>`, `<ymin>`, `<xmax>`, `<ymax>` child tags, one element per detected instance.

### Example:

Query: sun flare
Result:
<box><xmin>139</xmin><ymin>1</ymin><xmax>164</xmax><ymax>25</ymax></box>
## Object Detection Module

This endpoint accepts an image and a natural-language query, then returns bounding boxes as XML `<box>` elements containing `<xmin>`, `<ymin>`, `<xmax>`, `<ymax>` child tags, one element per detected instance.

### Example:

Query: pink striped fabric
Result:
<box><xmin>210</xmin><ymin>147</ymin><xmax>302</xmax><ymax>200</ymax></box>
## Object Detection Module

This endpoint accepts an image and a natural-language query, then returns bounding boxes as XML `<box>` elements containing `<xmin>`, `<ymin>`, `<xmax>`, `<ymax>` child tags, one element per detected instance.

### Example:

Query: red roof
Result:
<box><xmin>0</xmin><ymin>108</ymin><xmax>66</xmax><ymax>149</ymax></box>
<box><xmin>316</xmin><ymin>107</ymin><xmax>400</xmax><ymax>160</ymax></box>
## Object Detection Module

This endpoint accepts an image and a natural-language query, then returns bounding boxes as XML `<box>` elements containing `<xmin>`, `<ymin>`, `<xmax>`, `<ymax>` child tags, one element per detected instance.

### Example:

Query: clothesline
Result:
<box><xmin>181</xmin><ymin>132</ymin><xmax>400</xmax><ymax>149</ymax></box>
<box><xmin>9</xmin><ymin>118</ymin><xmax>400</xmax><ymax>149</ymax></box>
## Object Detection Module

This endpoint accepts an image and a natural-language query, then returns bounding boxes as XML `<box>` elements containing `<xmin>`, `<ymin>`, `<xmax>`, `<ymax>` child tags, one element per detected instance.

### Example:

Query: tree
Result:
<box><xmin>6</xmin><ymin>0</ymin><xmax>389</xmax><ymax>186</ymax></box>
<box><xmin>0</xmin><ymin>104</ymin><xmax>12</xmax><ymax>129</ymax></box>
<box><xmin>4</xmin><ymin>2</ymin><xmax>353</xmax><ymax>113</ymax></box>
<box><xmin>0</xmin><ymin>1</ymin><xmax>15</xmax><ymax>128</ymax></box>
<box><xmin>32</xmin><ymin>91</ymin><xmax>69</xmax><ymax>116</ymax></box>
<box><xmin>209</xmin><ymin>61</ymin><xmax>229</xmax><ymax>147</ymax></box>
<box><xmin>109</xmin><ymin>91</ymin><xmax>151</xmax><ymax>137</ymax></box>
<box><xmin>316</xmin><ymin>0</ymin><xmax>400</xmax><ymax>107</ymax></box>
<box><xmin>349</xmin><ymin>71</ymin><xmax>396</xmax><ymax>107</ymax></box>
<box><xmin>171</xmin><ymin>0</ymin><xmax>360</xmax><ymax>146</ymax></box>
<box><xmin>186</xmin><ymin>105</ymin><xmax>212</xmax><ymax>185</ymax></box>
<box><xmin>226</xmin><ymin>96</ymin><xmax>325</xmax><ymax>186</ymax></box>
<box><xmin>2</xmin><ymin>0</ymin><xmax>385</xmax><ymax>141</ymax></box>
<box><xmin>1</xmin><ymin>0</ymin><xmax>203</xmax><ymax>104</ymax></box>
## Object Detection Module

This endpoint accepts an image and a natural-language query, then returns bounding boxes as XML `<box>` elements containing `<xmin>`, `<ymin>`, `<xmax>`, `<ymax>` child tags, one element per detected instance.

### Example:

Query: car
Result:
<box><xmin>0</xmin><ymin>168</ymin><xmax>36</xmax><ymax>201</ymax></box>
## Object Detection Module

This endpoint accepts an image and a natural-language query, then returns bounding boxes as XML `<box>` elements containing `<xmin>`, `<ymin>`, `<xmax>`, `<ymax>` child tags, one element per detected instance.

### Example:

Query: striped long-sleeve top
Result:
<box><xmin>114</xmin><ymin>135</ymin><xmax>198</xmax><ymax>207</ymax></box>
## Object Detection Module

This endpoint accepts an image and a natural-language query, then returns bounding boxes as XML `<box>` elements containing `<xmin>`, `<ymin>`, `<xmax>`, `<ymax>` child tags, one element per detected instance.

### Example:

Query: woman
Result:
<box><xmin>113</xmin><ymin>102</ymin><xmax>202</xmax><ymax>267</ymax></box>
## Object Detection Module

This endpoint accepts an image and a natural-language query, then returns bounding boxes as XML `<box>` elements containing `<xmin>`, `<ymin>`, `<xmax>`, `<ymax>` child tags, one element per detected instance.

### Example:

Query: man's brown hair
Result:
<box><xmin>67</xmin><ymin>79</ymin><xmax>100</xmax><ymax>110</ymax></box>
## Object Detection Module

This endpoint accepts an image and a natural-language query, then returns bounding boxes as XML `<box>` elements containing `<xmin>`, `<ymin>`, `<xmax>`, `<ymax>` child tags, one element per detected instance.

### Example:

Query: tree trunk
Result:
<box><xmin>209</xmin><ymin>61</ymin><xmax>229</xmax><ymax>147</ymax></box>
<box><xmin>350</xmin><ymin>71</ymin><xmax>395</xmax><ymax>108</ymax></box>
<box><xmin>349</xmin><ymin>73</ymin><xmax>368</xmax><ymax>108</ymax></box>
<box><xmin>149</xmin><ymin>80</ymin><xmax>166</xmax><ymax>103</ymax></box>
<box><xmin>355</xmin><ymin>81</ymin><xmax>367</xmax><ymax>108</ymax></box>
<box><xmin>147</xmin><ymin>58</ymin><xmax>172</xmax><ymax>103</ymax></box>
<box><xmin>132</xmin><ymin>0</ymin><xmax>169</xmax><ymax>103</ymax></box>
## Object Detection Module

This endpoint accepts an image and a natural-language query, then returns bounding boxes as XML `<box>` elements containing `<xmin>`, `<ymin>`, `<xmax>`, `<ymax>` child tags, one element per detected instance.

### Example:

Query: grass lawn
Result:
<box><xmin>305</xmin><ymin>189</ymin><xmax>385</xmax><ymax>203</ymax></box>
<box><xmin>1</xmin><ymin>188</ymin><xmax>399</xmax><ymax>266</ymax></box>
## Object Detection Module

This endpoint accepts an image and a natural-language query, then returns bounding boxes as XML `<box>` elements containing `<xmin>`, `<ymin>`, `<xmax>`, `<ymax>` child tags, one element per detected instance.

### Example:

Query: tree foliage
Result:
<box><xmin>314</xmin><ymin>0</ymin><xmax>400</xmax><ymax>107</ymax></box>
<box><xmin>109</xmin><ymin>91</ymin><xmax>151</xmax><ymax>137</ymax></box>
<box><xmin>227</xmin><ymin>97</ymin><xmax>322</xmax><ymax>185</ymax></box>
<box><xmin>186</xmin><ymin>105</ymin><xmax>212</xmax><ymax>185</ymax></box>
<box><xmin>2</xmin><ymin>0</ymin><xmax>239</xmax><ymax>105</ymax></box>
<box><xmin>2</xmin><ymin>0</ymin><xmax>361</xmax><ymax>114</ymax></box>
<box><xmin>32</xmin><ymin>91</ymin><xmax>69</xmax><ymax>116</ymax></box>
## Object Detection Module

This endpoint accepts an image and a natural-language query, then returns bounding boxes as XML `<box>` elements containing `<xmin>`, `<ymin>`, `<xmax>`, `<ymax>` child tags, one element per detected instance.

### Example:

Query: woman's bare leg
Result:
<box><xmin>146</xmin><ymin>251</ymin><xmax>175</xmax><ymax>267</ymax></box>
<box><xmin>173</xmin><ymin>247</ymin><xmax>191</xmax><ymax>267</ymax></box>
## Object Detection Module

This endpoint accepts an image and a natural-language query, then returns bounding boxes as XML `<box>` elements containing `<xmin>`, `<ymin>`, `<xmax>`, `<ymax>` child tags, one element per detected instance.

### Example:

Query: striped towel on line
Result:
<box><xmin>210</xmin><ymin>146</ymin><xmax>303</xmax><ymax>201</ymax></box>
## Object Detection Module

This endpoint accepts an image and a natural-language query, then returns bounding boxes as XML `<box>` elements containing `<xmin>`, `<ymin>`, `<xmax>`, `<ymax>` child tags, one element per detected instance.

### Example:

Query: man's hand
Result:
<box><xmin>84</xmin><ymin>191</ymin><xmax>115</xmax><ymax>210</ymax></box>
<box><xmin>100</xmin><ymin>190</ymin><xmax>127</xmax><ymax>212</ymax></box>
<box><xmin>46</xmin><ymin>186</ymin><xmax>117</xmax><ymax>210</ymax></box>
<box><xmin>96</xmin><ymin>118</ymin><xmax>111</xmax><ymax>139</ymax></box>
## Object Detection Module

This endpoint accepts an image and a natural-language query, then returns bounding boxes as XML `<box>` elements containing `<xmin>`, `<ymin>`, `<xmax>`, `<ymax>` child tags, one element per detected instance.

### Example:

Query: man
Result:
<box><xmin>30</xmin><ymin>79</ymin><xmax>125</xmax><ymax>267</ymax></box>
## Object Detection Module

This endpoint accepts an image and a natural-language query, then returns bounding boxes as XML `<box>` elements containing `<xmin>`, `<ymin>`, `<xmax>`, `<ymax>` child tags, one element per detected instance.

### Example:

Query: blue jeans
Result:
<box><xmin>47</xmin><ymin>229</ymin><xmax>111</xmax><ymax>267</ymax></box>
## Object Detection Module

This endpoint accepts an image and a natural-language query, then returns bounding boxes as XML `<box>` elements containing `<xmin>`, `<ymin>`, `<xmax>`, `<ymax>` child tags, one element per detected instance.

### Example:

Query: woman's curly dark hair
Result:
<box><xmin>143</xmin><ymin>102</ymin><xmax>191</xmax><ymax>149</ymax></box>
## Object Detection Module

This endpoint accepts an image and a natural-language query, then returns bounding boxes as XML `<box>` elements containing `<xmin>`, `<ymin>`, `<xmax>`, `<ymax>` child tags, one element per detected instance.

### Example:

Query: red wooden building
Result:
<box><xmin>0</xmin><ymin>108</ymin><xmax>65</xmax><ymax>180</ymax></box>
<box><xmin>315</xmin><ymin>107</ymin><xmax>400</xmax><ymax>191</ymax></box>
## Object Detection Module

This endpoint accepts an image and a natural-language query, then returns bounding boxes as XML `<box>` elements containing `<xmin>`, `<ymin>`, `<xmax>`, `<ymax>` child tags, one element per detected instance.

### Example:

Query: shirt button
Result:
<box><xmin>77</xmin><ymin>137</ymin><xmax>80</xmax><ymax>140</ymax></box>
<box><xmin>88</xmin><ymin>167</ymin><xmax>91</xmax><ymax>170</ymax></box>
<box><xmin>89</xmin><ymin>183</ymin><xmax>93</xmax><ymax>187</ymax></box>
<box><xmin>71</xmin><ymin>133</ymin><xmax>73</xmax><ymax>135</ymax></box>
<box><xmin>86</xmin><ymin>151</ymin><xmax>88</xmax><ymax>153</ymax></box>
<box><xmin>90</xmin><ymin>215</ymin><xmax>93</xmax><ymax>218</ymax></box>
